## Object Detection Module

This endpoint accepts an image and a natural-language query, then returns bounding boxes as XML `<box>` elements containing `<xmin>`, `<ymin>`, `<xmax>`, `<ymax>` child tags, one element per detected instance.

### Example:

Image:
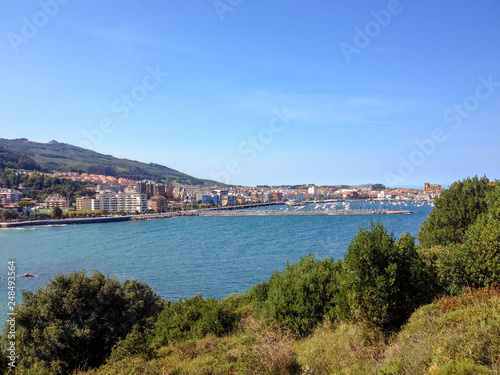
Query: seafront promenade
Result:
<box><xmin>0</xmin><ymin>216</ymin><xmax>131</xmax><ymax>228</ymax></box>
<box><xmin>0</xmin><ymin>209</ymin><xmax>414</xmax><ymax>228</ymax></box>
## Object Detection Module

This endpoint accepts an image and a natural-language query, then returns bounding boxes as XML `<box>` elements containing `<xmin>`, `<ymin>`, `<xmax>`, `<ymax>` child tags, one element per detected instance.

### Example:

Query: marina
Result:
<box><xmin>196</xmin><ymin>210</ymin><xmax>414</xmax><ymax>217</ymax></box>
<box><xmin>0</xmin><ymin>203</ymin><xmax>416</xmax><ymax>227</ymax></box>
<box><xmin>0</xmin><ymin>201</ymin><xmax>433</xmax><ymax>305</ymax></box>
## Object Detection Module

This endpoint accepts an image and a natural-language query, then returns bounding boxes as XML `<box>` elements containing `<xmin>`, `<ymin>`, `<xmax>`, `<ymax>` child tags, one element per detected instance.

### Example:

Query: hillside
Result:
<box><xmin>0</xmin><ymin>138</ymin><xmax>218</xmax><ymax>185</ymax></box>
<box><xmin>76</xmin><ymin>287</ymin><xmax>500</xmax><ymax>375</ymax></box>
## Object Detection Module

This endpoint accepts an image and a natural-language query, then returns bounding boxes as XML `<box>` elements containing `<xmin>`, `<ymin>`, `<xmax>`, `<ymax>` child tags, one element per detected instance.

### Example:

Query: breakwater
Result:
<box><xmin>0</xmin><ymin>209</ymin><xmax>414</xmax><ymax>228</ymax></box>
<box><xmin>0</xmin><ymin>203</ymin><xmax>431</xmax><ymax>303</ymax></box>
<box><xmin>197</xmin><ymin>210</ymin><xmax>414</xmax><ymax>217</ymax></box>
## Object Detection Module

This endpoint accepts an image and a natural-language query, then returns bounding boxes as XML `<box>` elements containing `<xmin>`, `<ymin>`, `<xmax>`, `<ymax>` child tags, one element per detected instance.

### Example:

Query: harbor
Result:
<box><xmin>195</xmin><ymin>209</ymin><xmax>414</xmax><ymax>217</ymax></box>
<box><xmin>0</xmin><ymin>206</ymin><xmax>415</xmax><ymax>227</ymax></box>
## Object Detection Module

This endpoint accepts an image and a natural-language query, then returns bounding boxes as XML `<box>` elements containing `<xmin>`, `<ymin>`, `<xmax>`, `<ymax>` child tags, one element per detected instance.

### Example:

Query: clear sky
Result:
<box><xmin>1</xmin><ymin>1</ymin><xmax>499</xmax><ymax>188</ymax></box>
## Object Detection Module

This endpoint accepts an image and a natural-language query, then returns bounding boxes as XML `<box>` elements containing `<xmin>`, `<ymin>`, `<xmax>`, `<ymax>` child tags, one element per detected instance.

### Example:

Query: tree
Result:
<box><xmin>17</xmin><ymin>200</ymin><xmax>36</xmax><ymax>208</ymax></box>
<box><xmin>337</xmin><ymin>220</ymin><xmax>436</xmax><ymax>332</ymax></box>
<box><xmin>418</xmin><ymin>176</ymin><xmax>491</xmax><ymax>248</ymax></box>
<box><xmin>154</xmin><ymin>295</ymin><xmax>240</xmax><ymax>346</ymax></box>
<box><xmin>430</xmin><ymin>182</ymin><xmax>500</xmax><ymax>292</ymax></box>
<box><xmin>52</xmin><ymin>206</ymin><xmax>63</xmax><ymax>219</ymax></box>
<box><xmin>0</xmin><ymin>210</ymin><xmax>19</xmax><ymax>220</ymax></box>
<box><xmin>257</xmin><ymin>254</ymin><xmax>341</xmax><ymax>336</ymax></box>
<box><xmin>459</xmin><ymin>212</ymin><xmax>500</xmax><ymax>287</ymax></box>
<box><xmin>5</xmin><ymin>270</ymin><xmax>163</xmax><ymax>373</ymax></box>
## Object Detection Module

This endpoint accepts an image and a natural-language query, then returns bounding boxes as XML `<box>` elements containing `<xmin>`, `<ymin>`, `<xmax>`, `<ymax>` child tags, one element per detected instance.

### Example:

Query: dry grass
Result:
<box><xmin>243</xmin><ymin>316</ymin><xmax>297</xmax><ymax>375</ymax></box>
<box><xmin>434</xmin><ymin>285</ymin><xmax>500</xmax><ymax>312</ymax></box>
<box><xmin>73</xmin><ymin>287</ymin><xmax>500</xmax><ymax>375</ymax></box>
<box><xmin>380</xmin><ymin>286</ymin><xmax>500</xmax><ymax>374</ymax></box>
<box><xmin>295</xmin><ymin>320</ymin><xmax>385</xmax><ymax>375</ymax></box>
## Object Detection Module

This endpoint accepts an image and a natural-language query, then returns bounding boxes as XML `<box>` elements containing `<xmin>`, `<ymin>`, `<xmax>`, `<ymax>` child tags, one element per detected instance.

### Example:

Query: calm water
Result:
<box><xmin>0</xmin><ymin>201</ymin><xmax>432</xmax><ymax>313</ymax></box>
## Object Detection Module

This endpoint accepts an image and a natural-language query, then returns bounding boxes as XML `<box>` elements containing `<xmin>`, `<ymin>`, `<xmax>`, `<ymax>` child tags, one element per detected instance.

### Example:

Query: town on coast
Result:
<box><xmin>0</xmin><ymin>169</ymin><xmax>441</xmax><ymax>228</ymax></box>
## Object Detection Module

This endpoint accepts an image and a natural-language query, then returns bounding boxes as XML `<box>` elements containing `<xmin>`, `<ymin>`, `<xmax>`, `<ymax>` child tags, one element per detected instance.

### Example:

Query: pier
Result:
<box><xmin>0</xmin><ymin>209</ymin><xmax>414</xmax><ymax>228</ymax></box>
<box><xmin>196</xmin><ymin>210</ymin><xmax>414</xmax><ymax>217</ymax></box>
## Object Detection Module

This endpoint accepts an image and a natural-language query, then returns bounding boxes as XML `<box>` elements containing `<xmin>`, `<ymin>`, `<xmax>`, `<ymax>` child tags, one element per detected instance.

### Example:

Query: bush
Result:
<box><xmin>245</xmin><ymin>316</ymin><xmax>298</xmax><ymax>375</ymax></box>
<box><xmin>418</xmin><ymin>176</ymin><xmax>490</xmax><ymax>248</ymax></box>
<box><xmin>154</xmin><ymin>295</ymin><xmax>240</xmax><ymax>346</ymax></box>
<box><xmin>419</xmin><ymin>243</ymin><xmax>468</xmax><ymax>296</ymax></box>
<box><xmin>109</xmin><ymin>322</ymin><xmax>157</xmax><ymax>361</ymax></box>
<box><xmin>254</xmin><ymin>254</ymin><xmax>340</xmax><ymax>336</ymax></box>
<box><xmin>337</xmin><ymin>220</ymin><xmax>436</xmax><ymax>332</ymax></box>
<box><xmin>447</xmin><ymin>212</ymin><xmax>500</xmax><ymax>290</ymax></box>
<box><xmin>0</xmin><ymin>210</ymin><xmax>18</xmax><ymax>220</ymax></box>
<box><xmin>5</xmin><ymin>270</ymin><xmax>163</xmax><ymax>374</ymax></box>
<box><xmin>247</xmin><ymin>281</ymin><xmax>269</xmax><ymax>311</ymax></box>
<box><xmin>380</xmin><ymin>286</ymin><xmax>500</xmax><ymax>374</ymax></box>
<box><xmin>420</xmin><ymin>181</ymin><xmax>500</xmax><ymax>293</ymax></box>
<box><xmin>295</xmin><ymin>320</ymin><xmax>385</xmax><ymax>374</ymax></box>
<box><xmin>52</xmin><ymin>206</ymin><xmax>63</xmax><ymax>219</ymax></box>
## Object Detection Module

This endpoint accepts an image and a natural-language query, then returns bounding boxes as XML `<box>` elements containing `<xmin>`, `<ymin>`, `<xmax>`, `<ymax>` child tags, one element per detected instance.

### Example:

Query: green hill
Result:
<box><xmin>0</xmin><ymin>138</ymin><xmax>218</xmax><ymax>185</ymax></box>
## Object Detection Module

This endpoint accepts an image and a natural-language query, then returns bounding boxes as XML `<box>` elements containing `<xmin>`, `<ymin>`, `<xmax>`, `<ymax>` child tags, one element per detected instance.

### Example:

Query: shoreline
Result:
<box><xmin>0</xmin><ymin>207</ymin><xmax>415</xmax><ymax>228</ymax></box>
<box><xmin>0</xmin><ymin>216</ymin><xmax>131</xmax><ymax>228</ymax></box>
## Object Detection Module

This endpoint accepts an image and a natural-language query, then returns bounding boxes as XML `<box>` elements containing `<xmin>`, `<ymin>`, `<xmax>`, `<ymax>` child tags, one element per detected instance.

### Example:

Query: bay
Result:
<box><xmin>0</xmin><ymin>201</ymin><xmax>432</xmax><ymax>315</ymax></box>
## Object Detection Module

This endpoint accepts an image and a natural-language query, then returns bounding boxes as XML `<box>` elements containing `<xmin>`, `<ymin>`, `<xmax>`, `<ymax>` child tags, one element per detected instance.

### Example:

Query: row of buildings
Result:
<box><xmin>1</xmin><ymin>174</ymin><xmax>444</xmax><ymax>214</ymax></box>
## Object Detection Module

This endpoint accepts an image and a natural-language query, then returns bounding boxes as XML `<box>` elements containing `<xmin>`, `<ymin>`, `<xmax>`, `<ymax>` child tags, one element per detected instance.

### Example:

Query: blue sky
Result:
<box><xmin>1</xmin><ymin>1</ymin><xmax>499</xmax><ymax>188</ymax></box>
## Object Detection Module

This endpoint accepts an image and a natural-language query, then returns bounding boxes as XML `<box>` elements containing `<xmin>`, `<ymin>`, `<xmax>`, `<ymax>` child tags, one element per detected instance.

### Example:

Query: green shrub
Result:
<box><xmin>5</xmin><ymin>270</ymin><xmax>163</xmax><ymax>374</ymax></box>
<box><xmin>420</xmin><ymin>243</ymin><xmax>468</xmax><ymax>295</ymax></box>
<box><xmin>421</xmin><ymin>182</ymin><xmax>500</xmax><ymax>293</ymax></box>
<box><xmin>52</xmin><ymin>206</ymin><xmax>63</xmax><ymax>219</ymax></box>
<box><xmin>154</xmin><ymin>295</ymin><xmax>240</xmax><ymax>346</ymax></box>
<box><xmin>337</xmin><ymin>220</ymin><xmax>436</xmax><ymax>332</ymax></box>
<box><xmin>247</xmin><ymin>281</ymin><xmax>269</xmax><ymax>311</ymax></box>
<box><xmin>438</xmin><ymin>212</ymin><xmax>500</xmax><ymax>292</ymax></box>
<box><xmin>418</xmin><ymin>176</ymin><xmax>491</xmax><ymax>248</ymax></box>
<box><xmin>257</xmin><ymin>254</ymin><xmax>341</xmax><ymax>336</ymax></box>
<box><xmin>380</xmin><ymin>286</ymin><xmax>500</xmax><ymax>374</ymax></box>
<box><xmin>110</xmin><ymin>322</ymin><xmax>156</xmax><ymax>361</ymax></box>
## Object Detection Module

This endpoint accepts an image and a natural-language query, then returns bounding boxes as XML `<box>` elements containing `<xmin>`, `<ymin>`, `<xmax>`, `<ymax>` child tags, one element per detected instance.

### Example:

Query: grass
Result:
<box><xmin>295</xmin><ymin>320</ymin><xmax>385</xmax><ymax>375</ymax></box>
<box><xmin>72</xmin><ymin>286</ymin><xmax>500</xmax><ymax>375</ymax></box>
<box><xmin>9</xmin><ymin>286</ymin><xmax>498</xmax><ymax>374</ymax></box>
<box><xmin>380</xmin><ymin>286</ymin><xmax>500</xmax><ymax>374</ymax></box>
<box><xmin>80</xmin><ymin>315</ymin><xmax>296</xmax><ymax>375</ymax></box>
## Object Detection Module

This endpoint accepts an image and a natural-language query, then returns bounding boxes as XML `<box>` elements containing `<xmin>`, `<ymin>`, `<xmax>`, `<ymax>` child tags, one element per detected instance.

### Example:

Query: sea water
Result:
<box><xmin>0</xmin><ymin>201</ymin><xmax>432</xmax><ymax>314</ymax></box>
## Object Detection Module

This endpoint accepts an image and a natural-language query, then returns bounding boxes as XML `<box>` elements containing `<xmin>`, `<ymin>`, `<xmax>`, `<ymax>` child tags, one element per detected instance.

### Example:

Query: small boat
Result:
<box><xmin>20</xmin><ymin>273</ymin><xmax>37</xmax><ymax>278</ymax></box>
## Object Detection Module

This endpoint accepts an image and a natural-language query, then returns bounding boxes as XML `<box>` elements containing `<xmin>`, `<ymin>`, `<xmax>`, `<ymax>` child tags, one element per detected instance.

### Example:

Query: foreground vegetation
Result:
<box><xmin>2</xmin><ymin>176</ymin><xmax>500</xmax><ymax>374</ymax></box>
<box><xmin>74</xmin><ymin>286</ymin><xmax>500</xmax><ymax>375</ymax></box>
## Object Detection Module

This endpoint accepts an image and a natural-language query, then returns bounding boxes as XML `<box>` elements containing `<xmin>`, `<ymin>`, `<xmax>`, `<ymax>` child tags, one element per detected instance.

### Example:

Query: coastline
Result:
<box><xmin>0</xmin><ymin>206</ymin><xmax>415</xmax><ymax>228</ymax></box>
<box><xmin>0</xmin><ymin>216</ymin><xmax>131</xmax><ymax>228</ymax></box>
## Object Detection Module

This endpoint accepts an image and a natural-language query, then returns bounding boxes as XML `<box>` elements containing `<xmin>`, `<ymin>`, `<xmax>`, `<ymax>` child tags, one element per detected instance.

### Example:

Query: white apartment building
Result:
<box><xmin>43</xmin><ymin>194</ymin><xmax>70</xmax><ymax>209</ymax></box>
<box><xmin>0</xmin><ymin>188</ymin><xmax>23</xmax><ymax>204</ymax></box>
<box><xmin>308</xmin><ymin>185</ymin><xmax>317</xmax><ymax>195</ymax></box>
<box><xmin>92</xmin><ymin>192</ymin><xmax>148</xmax><ymax>213</ymax></box>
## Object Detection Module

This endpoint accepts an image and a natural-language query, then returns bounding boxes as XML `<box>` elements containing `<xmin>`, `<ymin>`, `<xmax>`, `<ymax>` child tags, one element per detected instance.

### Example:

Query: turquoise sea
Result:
<box><xmin>0</xmin><ymin>201</ymin><xmax>432</xmax><ymax>314</ymax></box>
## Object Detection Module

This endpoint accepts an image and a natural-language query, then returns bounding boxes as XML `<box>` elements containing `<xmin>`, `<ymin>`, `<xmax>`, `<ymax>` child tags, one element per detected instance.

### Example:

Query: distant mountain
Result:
<box><xmin>0</xmin><ymin>144</ymin><xmax>41</xmax><ymax>171</ymax></box>
<box><xmin>0</xmin><ymin>138</ymin><xmax>218</xmax><ymax>185</ymax></box>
